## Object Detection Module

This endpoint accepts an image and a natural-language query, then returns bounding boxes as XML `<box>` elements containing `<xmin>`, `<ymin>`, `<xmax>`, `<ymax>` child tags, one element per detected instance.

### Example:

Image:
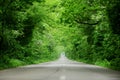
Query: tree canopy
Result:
<box><xmin>0</xmin><ymin>0</ymin><xmax>120</xmax><ymax>70</ymax></box>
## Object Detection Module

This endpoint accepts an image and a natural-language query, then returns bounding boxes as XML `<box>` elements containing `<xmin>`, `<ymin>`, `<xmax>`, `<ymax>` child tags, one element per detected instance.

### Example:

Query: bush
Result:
<box><xmin>95</xmin><ymin>59</ymin><xmax>110</xmax><ymax>67</ymax></box>
<box><xmin>110</xmin><ymin>58</ymin><xmax>120</xmax><ymax>70</ymax></box>
<box><xmin>9</xmin><ymin>59</ymin><xmax>24</xmax><ymax>67</ymax></box>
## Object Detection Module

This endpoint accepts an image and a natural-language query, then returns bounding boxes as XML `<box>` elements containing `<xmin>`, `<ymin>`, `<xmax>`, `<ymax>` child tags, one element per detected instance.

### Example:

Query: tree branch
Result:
<box><xmin>75</xmin><ymin>19</ymin><xmax>100</xmax><ymax>25</ymax></box>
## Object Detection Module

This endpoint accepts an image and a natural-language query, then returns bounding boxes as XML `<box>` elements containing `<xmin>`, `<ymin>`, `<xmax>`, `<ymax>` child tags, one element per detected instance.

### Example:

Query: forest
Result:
<box><xmin>0</xmin><ymin>0</ymin><xmax>120</xmax><ymax>70</ymax></box>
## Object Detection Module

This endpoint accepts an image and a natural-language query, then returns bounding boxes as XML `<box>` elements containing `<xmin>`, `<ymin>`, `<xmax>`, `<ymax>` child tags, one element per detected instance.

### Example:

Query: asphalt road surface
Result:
<box><xmin>0</xmin><ymin>53</ymin><xmax>120</xmax><ymax>80</ymax></box>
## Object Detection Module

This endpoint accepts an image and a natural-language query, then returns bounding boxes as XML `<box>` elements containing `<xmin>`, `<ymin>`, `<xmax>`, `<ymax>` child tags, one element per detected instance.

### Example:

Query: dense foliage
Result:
<box><xmin>62</xmin><ymin>0</ymin><xmax>120</xmax><ymax>70</ymax></box>
<box><xmin>0</xmin><ymin>0</ymin><xmax>120</xmax><ymax>70</ymax></box>
<box><xmin>0</xmin><ymin>0</ymin><xmax>60</xmax><ymax>69</ymax></box>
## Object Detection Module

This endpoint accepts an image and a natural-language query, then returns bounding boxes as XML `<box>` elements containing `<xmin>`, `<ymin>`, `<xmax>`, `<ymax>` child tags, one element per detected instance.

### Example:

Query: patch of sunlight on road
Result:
<box><xmin>60</xmin><ymin>75</ymin><xmax>66</xmax><ymax>80</ymax></box>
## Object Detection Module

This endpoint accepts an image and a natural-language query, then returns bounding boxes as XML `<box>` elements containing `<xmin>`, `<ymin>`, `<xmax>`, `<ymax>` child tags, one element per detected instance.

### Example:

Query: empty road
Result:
<box><xmin>0</xmin><ymin>53</ymin><xmax>120</xmax><ymax>80</ymax></box>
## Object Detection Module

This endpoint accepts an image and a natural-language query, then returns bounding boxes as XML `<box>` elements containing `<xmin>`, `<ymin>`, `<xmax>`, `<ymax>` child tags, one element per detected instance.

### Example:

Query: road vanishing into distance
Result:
<box><xmin>0</xmin><ymin>53</ymin><xmax>120</xmax><ymax>80</ymax></box>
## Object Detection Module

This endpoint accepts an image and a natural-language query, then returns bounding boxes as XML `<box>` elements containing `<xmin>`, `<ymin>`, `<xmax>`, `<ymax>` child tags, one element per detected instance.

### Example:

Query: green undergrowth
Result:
<box><xmin>66</xmin><ymin>53</ymin><xmax>120</xmax><ymax>71</ymax></box>
<box><xmin>68</xmin><ymin>57</ymin><xmax>120</xmax><ymax>71</ymax></box>
<box><xmin>0</xmin><ymin>56</ymin><xmax>58</xmax><ymax>70</ymax></box>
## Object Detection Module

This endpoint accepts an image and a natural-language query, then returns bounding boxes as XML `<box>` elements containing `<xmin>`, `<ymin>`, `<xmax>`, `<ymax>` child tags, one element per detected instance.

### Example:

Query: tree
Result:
<box><xmin>61</xmin><ymin>0</ymin><xmax>120</xmax><ymax>70</ymax></box>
